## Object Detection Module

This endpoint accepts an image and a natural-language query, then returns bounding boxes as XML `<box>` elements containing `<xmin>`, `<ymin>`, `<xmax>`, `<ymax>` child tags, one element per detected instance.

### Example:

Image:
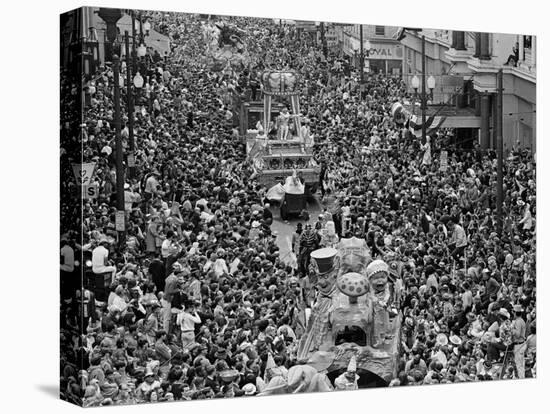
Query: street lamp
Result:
<box><xmin>137</xmin><ymin>44</ymin><xmax>147</xmax><ymax>57</ymax></box>
<box><xmin>359</xmin><ymin>25</ymin><xmax>364</xmax><ymax>84</ymax></box>
<box><xmin>133</xmin><ymin>72</ymin><xmax>144</xmax><ymax>88</ymax></box>
<box><xmin>124</xmin><ymin>30</ymin><xmax>136</xmax><ymax>179</ymax></box>
<box><xmin>143</xmin><ymin>20</ymin><xmax>151</xmax><ymax>36</ymax></box>
<box><xmin>411</xmin><ymin>74</ymin><xmax>420</xmax><ymax>92</ymax></box>
<box><xmin>427</xmin><ymin>75</ymin><xmax>436</xmax><ymax>102</ymax></box>
<box><xmin>411</xmin><ymin>74</ymin><xmax>420</xmax><ymax>115</ymax></box>
<box><xmin>112</xmin><ymin>54</ymin><xmax>126</xmax><ymax>245</ymax></box>
<box><xmin>351</xmin><ymin>40</ymin><xmax>359</xmax><ymax>72</ymax></box>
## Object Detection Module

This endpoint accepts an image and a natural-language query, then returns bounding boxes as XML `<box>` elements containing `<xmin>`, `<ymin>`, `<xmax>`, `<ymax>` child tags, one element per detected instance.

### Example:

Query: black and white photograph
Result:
<box><xmin>57</xmin><ymin>5</ymin><xmax>539</xmax><ymax>407</ymax></box>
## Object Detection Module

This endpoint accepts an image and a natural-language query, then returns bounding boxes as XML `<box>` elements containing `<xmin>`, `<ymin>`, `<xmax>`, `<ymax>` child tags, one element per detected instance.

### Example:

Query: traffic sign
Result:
<box><xmin>72</xmin><ymin>162</ymin><xmax>96</xmax><ymax>186</ymax></box>
<box><xmin>115</xmin><ymin>211</ymin><xmax>125</xmax><ymax>232</ymax></box>
<box><xmin>83</xmin><ymin>183</ymin><xmax>99</xmax><ymax>199</ymax></box>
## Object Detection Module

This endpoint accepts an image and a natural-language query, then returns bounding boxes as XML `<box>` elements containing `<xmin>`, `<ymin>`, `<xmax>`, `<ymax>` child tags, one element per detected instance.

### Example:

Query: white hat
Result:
<box><xmin>436</xmin><ymin>333</ymin><xmax>448</xmax><ymax>346</ymax></box>
<box><xmin>366</xmin><ymin>259</ymin><xmax>389</xmax><ymax>280</ymax></box>
<box><xmin>449</xmin><ymin>334</ymin><xmax>462</xmax><ymax>346</ymax></box>
<box><xmin>251</xmin><ymin>221</ymin><xmax>261</xmax><ymax>228</ymax></box>
<box><xmin>242</xmin><ymin>383</ymin><xmax>256</xmax><ymax>395</ymax></box>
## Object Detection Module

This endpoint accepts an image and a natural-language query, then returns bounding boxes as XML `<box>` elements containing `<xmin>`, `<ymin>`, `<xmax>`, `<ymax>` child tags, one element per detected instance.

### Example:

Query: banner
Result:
<box><xmin>409</xmin><ymin>115</ymin><xmax>447</xmax><ymax>138</ymax></box>
<box><xmin>72</xmin><ymin>162</ymin><xmax>96</xmax><ymax>186</ymax></box>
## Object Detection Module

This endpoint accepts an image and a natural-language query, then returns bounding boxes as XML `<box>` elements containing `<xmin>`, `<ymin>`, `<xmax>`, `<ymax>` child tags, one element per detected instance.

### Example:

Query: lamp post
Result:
<box><xmin>143</xmin><ymin>19</ymin><xmax>151</xmax><ymax>37</ymax></box>
<box><xmin>411</xmin><ymin>74</ymin><xmax>420</xmax><ymax>115</ymax></box>
<box><xmin>137</xmin><ymin>43</ymin><xmax>147</xmax><ymax>75</ymax></box>
<box><xmin>133</xmin><ymin>71</ymin><xmax>144</xmax><ymax>101</ymax></box>
<box><xmin>421</xmin><ymin>35</ymin><xmax>427</xmax><ymax>143</ymax></box>
<box><xmin>364</xmin><ymin>38</ymin><xmax>371</xmax><ymax>70</ymax></box>
<box><xmin>359</xmin><ymin>25</ymin><xmax>364</xmax><ymax>84</ymax></box>
<box><xmin>427</xmin><ymin>74</ymin><xmax>436</xmax><ymax>102</ymax></box>
<box><xmin>125</xmin><ymin>31</ymin><xmax>136</xmax><ymax>178</ymax></box>
<box><xmin>496</xmin><ymin>68</ymin><xmax>504</xmax><ymax>234</ymax></box>
<box><xmin>112</xmin><ymin>54</ymin><xmax>126</xmax><ymax>245</ymax></box>
<box><xmin>97</xmin><ymin>8</ymin><xmax>122</xmax><ymax>62</ymax></box>
<box><xmin>139</xmin><ymin>13</ymin><xmax>145</xmax><ymax>43</ymax></box>
<box><xmin>131</xmin><ymin>11</ymin><xmax>137</xmax><ymax>75</ymax></box>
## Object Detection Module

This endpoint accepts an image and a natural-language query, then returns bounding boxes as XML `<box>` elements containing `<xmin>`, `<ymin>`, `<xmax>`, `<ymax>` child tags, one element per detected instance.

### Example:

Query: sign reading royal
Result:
<box><xmin>366</xmin><ymin>43</ymin><xmax>404</xmax><ymax>60</ymax></box>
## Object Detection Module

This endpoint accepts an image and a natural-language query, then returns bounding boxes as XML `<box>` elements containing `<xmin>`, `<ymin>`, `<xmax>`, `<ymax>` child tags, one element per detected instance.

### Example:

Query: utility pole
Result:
<box><xmin>496</xmin><ymin>68</ymin><xmax>504</xmax><ymax>234</ymax></box>
<box><xmin>421</xmin><ymin>35</ymin><xmax>427</xmax><ymax>144</ymax></box>
<box><xmin>125</xmin><ymin>31</ymin><xmax>135</xmax><ymax>178</ymax></box>
<box><xmin>320</xmin><ymin>21</ymin><xmax>328</xmax><ymax>58</ymax></box>
<box><xmin>359</xmin><ymin>25</ymin><xmax>365</xmax><ymax>84</ymax></box>
<box><xmin>131</xmin><ymin>11</ymin><xmax>137</xmax><ymax>75</ymax></box>
<box><xmin>113</xmin><ymin>55</ymin><xmax>126</xmax><ymax>245</ymax></box>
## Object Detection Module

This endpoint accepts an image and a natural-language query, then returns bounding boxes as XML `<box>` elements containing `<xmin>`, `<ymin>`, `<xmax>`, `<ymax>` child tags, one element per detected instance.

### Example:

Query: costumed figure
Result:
<box><xmin>296</xmin><ymin>248</ymin><xmax>339</xmax><ymax>360</ymax></box>
<box><xmin>277</xmin><ymin>107</ymin><xmax>291</xmax><ymax>140</ymax></box>
<box><xmin>365</xmin><ymin>259</ymin><xmax>396</xmax><ymax>348</ymax></box>
<box><xmin>421</xmin><ymin>136</ymin><xmax>432</xmax><ymax>166</ymax></box>
<box><xmin>320</xmin><ymin>221</ymin><xmax>339</xmax><ymax>248</ymax></box>
<box><xmin>334</xmin><ymin>355</ymin><xmax>359</xmax><ymax>391</ymax></box>
<box><xmin>284</xmin><ymin>169</ymin><xmax>305</xmax><ymax>194</ymax></box>
<box><xmin>298</xmin><ymin>224</ymin><xmax>320</xmax><ymax>278</ymax></box>
<box><xmin>276</xmin><ymin>107</ymin><xmax>299</xmax><ymax>140</ymax></box>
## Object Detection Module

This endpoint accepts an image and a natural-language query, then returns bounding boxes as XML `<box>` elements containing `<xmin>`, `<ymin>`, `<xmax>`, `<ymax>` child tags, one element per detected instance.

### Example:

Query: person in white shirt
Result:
<box><xmin>124</xmin><ymin>183</ymin><xmax>141</xmax><ymax>212</ymax></box>
<box><xmin>446</xmin><ymin>219</ymin><xmax>468</xmax><ymax>261</ymax></box>
<box><xmin>60</xmin><ymin>239</ymin><xmax>75</xmax><ymax>273</ymax></box>
<box><xmin>144</xmin><ymin>171</ymin><xmax>160</xmax><ymax>206</ymax></box>
<box><xmin>91</xmin><ymin>238</ymin><xmax>116</xmax><ymax>278</ymax></box>
<box><xmin>160</xmin><ymin>231</ymin><xmax>181</xmax><ymax>260</ymax></box>
<box><xmin>61</xmin><ymin>237</ymin><xmax>76</xmax><ymax>301</ymax></box>
<box><xmin>176</xmin><ymin>304</ymin><xmax>201</xmax><ymax>348</ymax></box>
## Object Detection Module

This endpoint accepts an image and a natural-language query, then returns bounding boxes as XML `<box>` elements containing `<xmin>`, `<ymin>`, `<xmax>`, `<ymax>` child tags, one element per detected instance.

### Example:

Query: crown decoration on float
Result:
<box><xmin>261</xmin><ymin>70</ymin><xmax>300</xmax><ymax>96</ymax></box>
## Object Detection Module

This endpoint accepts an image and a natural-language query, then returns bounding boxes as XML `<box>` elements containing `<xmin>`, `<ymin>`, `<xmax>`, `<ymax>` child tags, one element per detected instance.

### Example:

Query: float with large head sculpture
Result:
<box><xmin>296</xmin><ymin>237</ymin><xmax>402</xmax><ymax>387</ymax></box>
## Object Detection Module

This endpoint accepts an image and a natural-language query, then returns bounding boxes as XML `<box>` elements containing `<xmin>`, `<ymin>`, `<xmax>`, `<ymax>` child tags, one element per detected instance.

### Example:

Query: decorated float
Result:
<box><xmin>247</xmin><ymin>70</ymin><xmax>320</xmax><ymax>195</ymax></box>
<box><xmin>296</xmin><ymin>237</ymin><xmax>403</xmax><ymax>387</ymax></box>
<box><xmin>204</xmin><ymin>20</ymin><xmax>250</xmax><ymax>71</ymax></box>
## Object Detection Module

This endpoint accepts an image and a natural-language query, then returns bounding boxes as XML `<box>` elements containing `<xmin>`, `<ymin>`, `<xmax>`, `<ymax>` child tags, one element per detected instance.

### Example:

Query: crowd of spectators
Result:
<box><xmin>60</xmin><ymin>12</ymin><xmax>536</xmax><ymax>406</ymax></box>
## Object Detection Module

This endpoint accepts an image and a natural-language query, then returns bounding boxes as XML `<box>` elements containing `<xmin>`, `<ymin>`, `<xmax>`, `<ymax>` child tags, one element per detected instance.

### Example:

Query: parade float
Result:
<box><xmin>246</xmin><ymin>70</ymin><xmax>320</xmax><ymax>195</ymax></box>
<box><xmin>203</xmin><ymin>19</ymin><xmax>250</xmax><ymax>71</ymax></box>
<box><xmin>296</xmin><ymin>238</ymin><xmax>403</xmax><ymax>387</ymax></box>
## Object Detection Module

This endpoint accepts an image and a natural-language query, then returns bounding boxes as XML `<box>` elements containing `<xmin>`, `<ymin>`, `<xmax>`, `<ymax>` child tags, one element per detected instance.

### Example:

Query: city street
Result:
<box><xmin>59</xmin><ymin>8</ymin><xmax>537</xmax><ymax>406</ymax></box>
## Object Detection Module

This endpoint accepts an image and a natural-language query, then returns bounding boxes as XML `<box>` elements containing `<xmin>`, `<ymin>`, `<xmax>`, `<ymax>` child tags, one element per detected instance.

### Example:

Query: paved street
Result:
<box><xmin>269</xmin><ymin>195</ymin><xmax>335</xmax><ymax>263</ymax></box>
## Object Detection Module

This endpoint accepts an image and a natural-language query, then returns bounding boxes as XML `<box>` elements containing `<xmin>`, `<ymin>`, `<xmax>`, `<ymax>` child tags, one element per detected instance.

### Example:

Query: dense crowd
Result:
<box><xmin>60</xmin><ymin>12</ymin><xmax>536</xmax><ymax>406</ymax></box>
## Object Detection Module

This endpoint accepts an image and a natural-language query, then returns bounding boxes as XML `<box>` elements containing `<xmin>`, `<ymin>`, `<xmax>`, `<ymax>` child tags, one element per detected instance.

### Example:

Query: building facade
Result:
<box><xmin>341</xmin><ymin>25</ymin><xmax>404</xmax><ymax>76</ymax></box>
<box><xmin>60</xmin><ymin>7</ymin><xmax>170</xmax><ymax>77</ymax></box>
<box><xmin>445</xmin><ymin>31</ymin><xmax>536</xmax><ymax>152</ymax></box>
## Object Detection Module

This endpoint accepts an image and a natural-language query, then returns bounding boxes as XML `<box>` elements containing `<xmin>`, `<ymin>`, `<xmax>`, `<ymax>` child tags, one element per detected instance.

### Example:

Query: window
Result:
<box><xmin>523</xmin><ymin>35</ymin><xmax>532</xmax><ymax>50</ymax></box>
<box><xmin>523</xmin><ymin>35</ymin><xmax>532</xmax><ymax>61</ymax></box>
<box><xmin>375</xmin><ymin>26</ymin><xmax>385</xmax><ymax>36</ymax></box>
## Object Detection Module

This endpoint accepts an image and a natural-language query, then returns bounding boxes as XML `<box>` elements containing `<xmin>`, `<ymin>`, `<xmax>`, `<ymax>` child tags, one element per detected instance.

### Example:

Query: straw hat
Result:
<box><xmin>242</xmin><ymin>383</ymin><xmax>256</xmax><ymax>395</ymax></box>
<box><xmin>436</xmin><ymin>333</ymin><xmax>449</xmax><ymax>346</ymax></box>
<box><xmin>449</xmin><ymin>334</ymin><xmax>462</xmax><ymax>346</ymax></box>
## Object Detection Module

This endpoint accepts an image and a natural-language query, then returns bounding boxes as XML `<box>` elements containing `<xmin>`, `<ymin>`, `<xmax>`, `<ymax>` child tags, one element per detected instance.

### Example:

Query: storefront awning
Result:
<box><xmin>440</xmin><ymin>116</ymin><xmax>481</xmax><ymax>128</ymax></box>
